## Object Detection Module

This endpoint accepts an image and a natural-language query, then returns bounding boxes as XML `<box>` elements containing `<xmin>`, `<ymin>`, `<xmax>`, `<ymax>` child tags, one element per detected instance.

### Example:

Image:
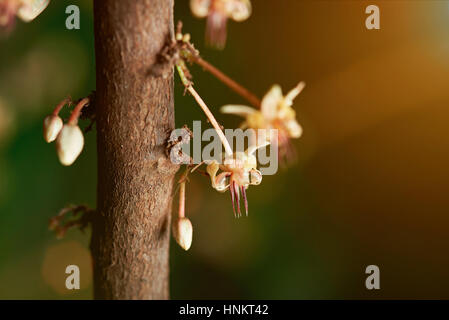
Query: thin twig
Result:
<box><xmin>176</xmin><ymin>62</ymin><xmax>233</xmax><ymax>156</ymax></box>
<box><xmin>52</xmin><ymin>97</ymin><xmax>72</xmax><ymax>116</ymax></box>
<box><xmin>68</xmin><ymin>97</ymin><xmax>90</xmax><ymax>125</ymax></box>
<box><xmin>173</xmin><ymin>21</ymin><xmax>261</xmax><ymax>108</ymax></box>
<box><xmin>49</xmin><ymin>204</ymin><xmax>94</xmax><ymax>239</ymax></box>
<box><xmin>191</xmin><ymin>56</ymin><xmax>261</xmax><ymax>108</ymax></box>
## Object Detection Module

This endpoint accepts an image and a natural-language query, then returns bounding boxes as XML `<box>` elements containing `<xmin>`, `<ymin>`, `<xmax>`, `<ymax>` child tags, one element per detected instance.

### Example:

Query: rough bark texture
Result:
<box><xmin>91</xmin><ymin>0</ymin><xmax>177</xmax><ymax>299</ymax></box>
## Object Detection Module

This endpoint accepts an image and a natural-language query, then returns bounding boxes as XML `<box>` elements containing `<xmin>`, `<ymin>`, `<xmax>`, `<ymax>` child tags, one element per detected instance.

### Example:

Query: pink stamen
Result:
<box><xmin>235</xmin><ymin>181</ymin><xmax>241</xmax><ymax>217</ymax></box>
<box><xmin>206</xmin><ymin>11</ymin><xmax>228</xmax><ymax>49</ymax></box>
<box><xmin>241</xmin><ymin>186</ymin><xmax>248</xmax><ymax>216</ymax></box>
<box><xmin>229</xmin><ymin>179</ymin><xmax>236</xmax><ymax>217</ymax></box>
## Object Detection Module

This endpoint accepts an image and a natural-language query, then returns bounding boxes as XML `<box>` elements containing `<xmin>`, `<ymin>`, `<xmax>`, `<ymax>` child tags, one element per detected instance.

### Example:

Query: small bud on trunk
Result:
<box><xmin>43</xmin><ymin>115</ymin><xmax>63</xmax><ymax>143</ymax></box>
<box><xmin>56</xmin><ymin>124</ymin><xmax>84</xmax><ymax>166</ymax></box>
<box><xmin>17</xmin><ymin>0</ymin><xmax>50</xmax><ymax>22</ymax></box>
<box><xmin>172</xmin><ymin>217</ymin><xmax>193</xmax><ymax>251</ymax></box>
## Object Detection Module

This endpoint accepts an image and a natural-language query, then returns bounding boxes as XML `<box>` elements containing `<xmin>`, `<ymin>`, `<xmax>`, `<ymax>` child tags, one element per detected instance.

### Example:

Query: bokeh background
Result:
<box><xmin>1</xmin><ymin>0</ymin><xmax>449</xmax><ymax>299</ymax></box>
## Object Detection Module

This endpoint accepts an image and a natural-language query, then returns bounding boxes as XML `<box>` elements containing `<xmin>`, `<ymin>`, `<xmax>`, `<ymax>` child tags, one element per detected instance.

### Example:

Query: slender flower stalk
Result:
<box><xmin>68</xmin><ymin>97</ymin><xmax>90</xmax><ymax>125</ymax></box>
<box><xmin>176</xmin><ymin>61</ymin><xmax>233</xmax><ymax>156</ymax></box>
<box><xmin>174</xmin><ymin>22</ymin><xmax>260</xmax><ymax>108</ymax></box>
<box><xmin>52</xmin><ymin>97</ymin><xmax>71</xmax><ymax>116</ymax></box>
<box><xmin>178</xmin><ymin>179</ymin><xmax>186</xmax><ymax>219</ymax></box>
<box><xmin>191</xmin><ymin>56</ymin><xmax>261</xmax><ymax>108</ymax></box>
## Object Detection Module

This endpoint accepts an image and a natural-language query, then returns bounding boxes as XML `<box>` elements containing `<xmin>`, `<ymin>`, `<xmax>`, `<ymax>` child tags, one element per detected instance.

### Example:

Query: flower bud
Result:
<box><xmin>43</xmin><ymin>115</ymin><xmax>63</xmax><ymax>143</ymax></box>
<box><xmin>17</xmin><ymin>0</ymin><xmax>50</xmax><ymax>22</ymax></box>
<box><xmin>227</xmin><ymin>0</ymin><xmax>251</xmax><ymax>22</ymax></box>
<box><xmin>172</xmin><ymin>217</ymin><xmax>193</xmax><ymax>251</ymax></box>
<box><xmin>190</xmin><ymin>0</ymin><xmax>210</xmax><ymax>18</ymax></box>
<box><xmin>56</xmin><ymin>124</ymin><xmax>84</xmax><ymax>166</ymax></box>
<box><xmin>249</xmin><ymin>168</ymin><xmax>262</xmax><ymax>185</ymax></box>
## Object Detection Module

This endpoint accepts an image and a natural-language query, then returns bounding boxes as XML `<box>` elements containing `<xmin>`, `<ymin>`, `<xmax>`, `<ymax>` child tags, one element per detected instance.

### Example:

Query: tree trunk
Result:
<box><xmin>91</xmin><ymin>0</ymin><xmax>177</xmax><ymax>299</ymax></box>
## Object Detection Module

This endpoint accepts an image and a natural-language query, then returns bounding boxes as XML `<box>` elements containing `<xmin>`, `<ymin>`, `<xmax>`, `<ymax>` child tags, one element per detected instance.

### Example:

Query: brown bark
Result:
<box><xmin>91</xmin><ymin>0</ymin><xmax>178</xmax><ymax>299</ymax></box>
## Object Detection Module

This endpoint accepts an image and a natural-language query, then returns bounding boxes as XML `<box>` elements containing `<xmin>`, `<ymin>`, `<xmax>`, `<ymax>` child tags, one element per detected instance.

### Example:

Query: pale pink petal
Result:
<box><xmin>284</xmin><ymin>82</ymin><xmax>305</xmax><ymax>106</ymax></box>
<box><xmin>285</xmin><ymin>119</ymin><xmax>303</xmax><ymax>138</ymax></box>
<box><xmin>220</xmin><ymin>104</ymin><xmax>256</xmax><ymax>117</ymax></box>
<box><xmin>261</xmin><ymin>85</ymin><xmax>282</xmax><ymax>120</ymax></box>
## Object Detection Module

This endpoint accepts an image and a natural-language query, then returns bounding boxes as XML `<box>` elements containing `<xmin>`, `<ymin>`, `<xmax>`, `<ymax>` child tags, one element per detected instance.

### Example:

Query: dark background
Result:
<box><xmin>0</xmin><ymin>0</ymin><xmax>448</xmax><ymax>299</ymax></box>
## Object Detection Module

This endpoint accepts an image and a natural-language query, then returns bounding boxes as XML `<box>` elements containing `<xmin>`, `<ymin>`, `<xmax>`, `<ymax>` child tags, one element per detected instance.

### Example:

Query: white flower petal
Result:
<box><xmin>43</xmin><ymin>115</ymin><xmax>63</xmax><ymax>143</ymax></box>
<box><xmin>285</xmin><ymin>81</ymin><xmax>305</xmax><ymax>106</ymax></box>
<box><xmin>220</xmin><ymin>104</ymin><xmax>256</xmax><ymax>117</ymax></box>
<box><xmin>190</xmin><ymin>0</ymin><xmax>211</xmax><ymax>18</ymax></box>
<box><xmin>249</xmin><ymin>169</ymin><xmax>262</xmax><ymax>185</ymax></box>
<box><xmin>285</xmin><ymin>119</ymin><xmax>303</xmax><ymax>138</ymax></box>
<box><xmin>261</xmin><ymin>85</ymin><xmax>282</xmax><ymax>120</ymax></box>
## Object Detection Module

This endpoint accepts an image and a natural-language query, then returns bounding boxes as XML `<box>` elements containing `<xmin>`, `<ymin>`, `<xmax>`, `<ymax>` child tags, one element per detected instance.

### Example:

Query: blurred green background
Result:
<box><xmin>1</xmin><ymin>0</ymin><xmax>449</xmax><ymax>299</ymax></box>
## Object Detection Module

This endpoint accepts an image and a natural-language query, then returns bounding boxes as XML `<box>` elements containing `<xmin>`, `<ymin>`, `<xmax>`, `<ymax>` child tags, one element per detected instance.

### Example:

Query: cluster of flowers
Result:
<box><xmin>43</xmin><ymin>97</ymin><xmax>89</xmax><ymax>166</ymax></box>
<box><xmin>190</xmin><ymin>0</ymin><xmax>251</xmax><ymax>48</ymax></box>
<box><xmin>0</xmin><ymin>0</ymin><xmax>49</xmax><ymax>30</ymax></box>
<box><xmin>39</xmin><ymin>1</ymin><xmax>305</xmax><ymax>252</ymax></box>
<box><xmin>169</xmin><ymin>22</ymin><xmax>305</xmax><ymax>250</ymax></box>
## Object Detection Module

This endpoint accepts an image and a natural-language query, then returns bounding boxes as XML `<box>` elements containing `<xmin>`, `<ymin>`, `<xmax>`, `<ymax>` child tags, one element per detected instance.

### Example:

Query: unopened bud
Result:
<box><xmin>190</xmin><ymin>0</ymin><xmax>209</xmax><ymax>18</ymax></box>
<box><xmin>172</xmin><ymin>217</ymin><xmax>193</xmax><ymax>251</ymax></box>
<box><xmin>285</xmin><ymin>119</ymin><xmax>302</xmax><ymax>139</ymax></box>
<box><xmin>17</xmin><ymin>0</ymin><xmax>50</xmax><ymax>22</ymax></box>
<box><xmin>56</xmin><ymin>124</ymin><xmax>84</xmax><ymax>166</ymax></box>
<box><xmin>43</xmin><ymin>115</ymin><xmax>63</xmax><ymax>143</ymax></box>
<box><xmin>228</xmin><ymin>0</ymin><xmax>252</xmax><ymax>22</ymax></box>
